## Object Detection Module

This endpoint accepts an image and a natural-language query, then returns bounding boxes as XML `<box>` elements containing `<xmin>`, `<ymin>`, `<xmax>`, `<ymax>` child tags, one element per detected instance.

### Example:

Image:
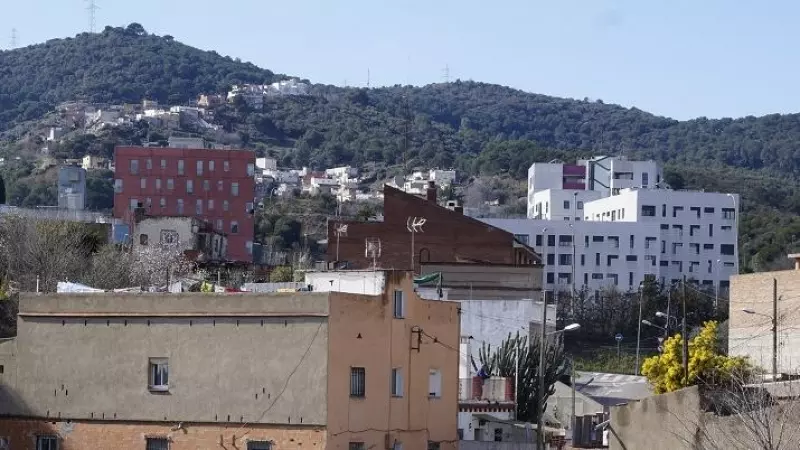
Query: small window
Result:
<box><xmin>393</xmin><ymin>290</ymin><xmax>405</xmax><ymax>318</ymax></box>
<box><xmin>139</xmin><ymin>234</ymin><xmax>149</xmax><ymax>246</ymax></box>
<box><xmin>547</xmin><ymin>235</ymin><xmax>556</xmax><ymax>246</ymax></box>
<box><xmin>146</xmin><ymin>158</ymin><xmax>153</xmax><ymax>170</ymax></box>
<box><xmin>217</xmin><ymin>180</ymin><xmax>224</xmax><ymax>191</ymax></box>
<box><xmin>155</xmin><ymin>178</ymin><xmax>162</xmax><ymax>190</ymax></box>
<box><xmin>393</xmin><ymin>442</ymin><xmax>403</xmax><ymax>450</ymax></box>
<box><xmin>176</xmin><ymin>199</ymin><xmax>184</xmax><ymax>214</ymax></box>
<box><xmin>160</xmin><ymin>159</ymin><xmax>167</xmax><ymax>169</ymax></box>
<box><xmin>148</xmin><ymin>358</ymin><xmax>169</xmax><ymax>391</ymax></box>
<box><xmin>114</xmin><ymin>179</ymin><xmax>123</xmax><ymax>193</ymax></box>
<box><xmin>232</xmin><ymin>182</ymin><xmax>240</xmax><ymax>196</ymax></box>
<box><xmin>196</xmin><ymin>199</ymin><xmax>203</xmax><ymax>215</ymax></box>
<box><xmin>721</xmin><ymin>244</ymin><xmax>735</xmax><ymax>256</ymax></box>
<box><xmin>130</xmin><ymin>159</ymin><xmax>139</xmax><ymax>175</ymax></box>
<box><xmin>231</xmin><ymin>221</ymin><xmax>239</xmax><ymax>234</ymax></box>
<box><xmin>167</xmin><ymin>179</ymin><xmax>174</xmax><ymax>190</ymax></box>
<box><xmin>558</xmin><ymin>254</ymin><xmax>572</xmax><ymax>265</ymax></box>
<box><xmin>428</xmin><ymin>442</ymin><xmax>441</xmax><ymax>450</ymax></box>
<box><xmin>391</xmin><ymin>368</ymin><xmax>404</xmax><ymax>397</ymax></box>
<box><xmin>247</xmin><ymin>441</ymin><xmax>272</xmax><ymax>450</ymax></box>
<box><xmin>208</xmin><ymin>199</ymin><xmax>215</xmax><ymax>210</ymax></box>
<box><xmin>349</xmin><ymin>444</ymin><xmax>366</xmax><ymax>450</ymax></box>
<box><xmin>209</xmin><ymin>160</ymin><xmax>216</xmax><ymax>172</ymax></box>
<box><xmin>577</xmin><ymin>201</ymin><xmax>584</xmax><ymax>209</ymax></box>
<box><xmin>140</xmin><ymin>178</ymin><xmax>147</xmax><ymax>189</ymax></box>
<box><xmin>216</xmin><ymin>219</ymin><xmax>223</xmax><ymax>231</ymax></box>
<box><xmin>247</xmin><ymin>163</ymin><xmax>255</xmax><ymax>176</ymax></box>
<box><xmin>223</xmin><ymin>200</ymin><xmax>230</xmax><ymax>211</ymax></box>
<box><xmin>350</xmin><ymin>367</ymin><xmax>365</xmax><ymax>397</ymax></box>
<box><xmin>626</xmin><ymin>255</ymin><xmax>637</xmax><ymax>262</ymax></box>
<box><xmin>722</xmin><ymin>208</ymin><xmax>736</xmax><ymax>220</ymax></box>
<box><xmin>535</xmin><ymin>235</ymin><xmax>543</xmax><ymax>246</ymax></box>
<box><xmin>514</xmin><ymin>234</ymin><xmax>530</xmax><ymax>245</ymax></box>
<box><xmin>246</xmin><ymin>202</ymin><xmax>254</xmax><ymax>214</ymax></box>
<box><xmin>592</xmin><ymin>236</ymin><xmax>604</xmax><ymax>242</ymax></box>
<box><xmin>660</xmin><ymin>224</ymin><xmax>669</xmax><ymax>230</ymax></box>
<box><xmin>196</xmin><ymin>160</ymin><xmax>204</xmax><ymax>176</ymax></box>
<box><xmin>641</xmin><ymin>205</ymin><xmax>656</xmax><ymax>216</ymax></box>
<box><xmin>563</xmin><ymin>200</ymin><xmax>570</xmax><ymax>209</ymax></box>
<box><xmin>146</xmin><ymin>438</ymin><xmax>169</xmax><ymax>450</ymax></box>
<box><xmin>429</xmin><ymin>369</ymin><xmax>442</xmax><ymax>398</ymax></box>
<box><xmin>704</xmin><ymin>207</ymin><xmax>715</xmax><ymax>214</ymax></box>
<box><xmin>591</xmin><ymin>273</ymin><xmax>603</xmax><ymax>280</ymax></box>
<box><xmin>177</xmin><ymin>160</ymin><xmax>185</xmax><ymax>175</ymax></box>
<box><xmin>203</xmin><ymin>180</ymin><xmax>210</xmax><ymax>191</ymax></box>
<box><xmin>224</xmin><ymin>160</ymin><xmax>230</xmax><ymax>172</ymax></box>
<box><xmin>36</xmin><ymin>436</ymin><xmax>58</xmax><ymax>450</ymax></box>
<box><xmin>186</xmin><ymin>180</ymin><xmax>194</xmax><ymax>194</ymax></box>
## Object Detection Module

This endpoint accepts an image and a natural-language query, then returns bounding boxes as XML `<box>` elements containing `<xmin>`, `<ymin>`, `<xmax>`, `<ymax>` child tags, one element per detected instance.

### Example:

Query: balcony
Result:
<box><xmin>459</xmin><ymin>376</ymin><xmax>515</xmax><ymax>402</ymax></box>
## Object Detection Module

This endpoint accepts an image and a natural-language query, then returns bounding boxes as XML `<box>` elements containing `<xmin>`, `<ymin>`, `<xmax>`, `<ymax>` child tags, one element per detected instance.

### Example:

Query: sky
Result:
<box><xmin>3</xmin><ymin>0</ymin><xmax>800</xmax><ymax>120</ymax></box>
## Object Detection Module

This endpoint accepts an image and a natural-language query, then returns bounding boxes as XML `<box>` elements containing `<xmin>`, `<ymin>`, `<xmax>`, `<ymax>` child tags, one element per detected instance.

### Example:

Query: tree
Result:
<box><xmin>0</xmin><ymin>175</ymin><xmax>5</xmax><ymax>204</ymax></box>
<box><xmin>269</xmin><ymin>266</ymin><xmax>293</xmax><ymax>282</ymax></box>
<box><xmin>474</xmin><ymin>332</ymin><xmax>567</xmax><ymax>422</ymax></box>
<box><xmin>642</xmin><ymin>321</ymin><xmax>751</xmax><ymax>394</ymax></box>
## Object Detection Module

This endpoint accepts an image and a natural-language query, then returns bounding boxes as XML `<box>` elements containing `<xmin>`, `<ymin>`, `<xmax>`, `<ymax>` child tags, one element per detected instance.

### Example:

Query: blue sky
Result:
<box><xmin>3</xmin><ymin>0</ymin><xmax>800</xmax><ymax>120</ymax></box>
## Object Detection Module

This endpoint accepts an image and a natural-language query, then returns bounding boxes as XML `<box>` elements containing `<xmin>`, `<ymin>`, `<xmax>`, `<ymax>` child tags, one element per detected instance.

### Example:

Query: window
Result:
<box><xmin>721</xmin><ymin>244</ymin><xmax>735</xmax><ymax>256</ymax></box>
<box><xmin>558</xmin><ymin>235</ymin><xmax>572</xmax><ymax>246</ymax></box>
<box><xmin>160</xmin><ymin>198</ymin><xmax>166</xmax><ymax>208</ymax></box>
<box><xmin>580</xmin><ymin>254</ymin><xmax>585</xmax><ymax>266</ymax></box>
<box><xmin>176</xmin><ymin>160</ymin><xmax>184</xmax><ymax>175</ymax></box>
<box><xmin>393</xmin><ymin>290</ymin><xmax>405</xmax><ymax>318</ymax></box>
<box><xmin>208</xmin><ymin>199</ymin><xmax>215</xmax><ymax>210</ymax></box>
<box><xmin>641</xmin><ymin>205</ymin><xmax>656</xmax><ymax>216</ymax></box>
<box><xmin>660</xmin><ymin>260</ymin><xmax>669</xmax><ymax>267</ymax></box>
<box><xmin>167</xmin><ymin>178</ymin><xmax>174</xmax><ymax>190</ymax></box>
<box><xmin>547</xmin><ymin>235</ymin><xmax>556</xmax><ymax>246</ymax></box>
<box><xmin>645</xmin><ymin>237</ymin><xmax>657</xmax><ymax>249</ymax></box>
<box><xmin>160</xmin><ymin>159</ymin><xmax>167</xmax><ymax>169</ymax></box>
<box><xmin>546</xmin><ymin>254</ymin><xmax>555</xmax><ymax>265</ymax></box>
<box><xmin>629</xmin><ymin>272</ymin><xmax>634</xmax><ymax>286</ymax></box>
<box><xmin>722</xmin><ymin>208</ymin><xmax>736</xmax><ymax>220</ymax></box>
<box><xmin>642</xmin><ymin>172</ymin><xmax>649</xmax><ymax>187</ymax></box>
<box><xmin>247</xmin><ymin>163</ymin><xmax>255</xmax><ymax>176</ymax></box>
<box><xmin>595</xmin><ymin>253</ymin><xmax>601</xmax><ymax>265</ymax></box>
<box><xmin>690</xmin><ymin>243</ymin><xmax>700</xmax><ymax>254</ymax></box>
<box><xmin>546</xmin><ymin>272</ymin><xmax>554</xmax><ymax>284</ymax></box>
<box><xmin>661</xmin><ymin>240</ymin><xmax>666</xmax><ymax>254</ymax></box>
<box><xmin>709</xmin><ymin>224</ymin><xmax>714</xmax><ymax>237</ymax></box>
<box><xmin>393</xmin><ymin>442</ymin><xmax>403</xmax><ymax>450</ymax></box>
<box><xmin>429</xmin><ymin>369</ymin><xmax>442</xmax><ymax>397</ymax></box>
<box><xmin>224</xmin><ymin>160</ymin><xmax>230</xmax><ymax>172</ymax></box>
<box><xmin>391</xmin><ymin>368</ymin><xmax>404</xmax><ymax>397</ymax></box>
<box><xmin>186</xmin><ymin>180</ymin><xmax>194</xmax><ymax>194</ymax></box>
<box><xmin>626</xmin><ymin>255</ymin><xmax>637</xmax><ymax>262</ymax></box>
<box><xmin>216</xmin><ymin>219</ymin><xmax>223</xmax><ymax>231</ymax></box>
<box><xmin>704</xmin><ymin>207</ymin><xmax>715</xmax><ymax>214</ymax></box>
<box><xmin>690</xmin><ymin>225</ymin><xmax>700</xmax><ymax>237</ymax></box>
<box><xmin>203</xmin><ymin>180</ymin><xmax>210</xmax><ymax>191</ymax></box>
<box><xmin>130</xmin><ymin>198</ymin><xmax>140</xmax><ymax>210</ymax></box>
<box><xmin>114</xmin><ymin>179</ymin><xmax>123</xmax><ymax>193</ymax></box>
<box><xmin>223</xmin><ymin>200</ymin><xmax>230</xmax><ymax>211</ymax></box>
<box><xmin>350</xmin><ymin>367</ymin><xmax>365</xmax><ymax>397</ymax></box>
<box><xmin>608</xmin><ymin>273</ymin><xmax>619</xmax><ymax>285</ymax></box>
<box><xmin>140</xmin><ymin>178</ymin><xmax>147</xmax><ymax>189</ymax></box>
<box><xmin>349</xmin><ymin>444</ymin><xmax>366</xmax><ymax>450</ymax></box>
<box><xmin>722</xmin><ymin>225</ymin><xmax>732</xmax><ymax>231</ymax></box>
<box><xmin>217</xmin><ymin>180</ymin><xmax>224</xmax><ymax>192</ymax></box>
<box><xmin>662</xmin><ymin>204</ymin><xmax>667</xmax><ymax>217</ymax></box>
<box><xmin>196</xmin><ymin>199</ymin><xmax>203</xmax><ymax>215</ymax></box>
<box><xmin>672</xmin><ymin>206</ymin><xmax>684</xmax><ymax>217</ymax></box>
<box><xmin>629</xmin><ymin>235</ymin><xmax>635</xmax><ymax>249</ymax></box>
<box><xmin>146</xmin><ymin>438</ymin><xmax>169</xmax><ymax>450</ymax></box>
<box><xmin>591</xmin><ymin>273</ymin><xmax>604</xmax><ymax>280</ymax></box>
<box><xmin>196</xmin><ymin>160</ymin><xmax>203</xmax><ymax>176</ymax></box>
<box><xmin>246</xmin><ymin>202</ymin><xmax>254</xmax><ymax>214</ymax></box>
<box><xmin>583</xmin><ymin>273</ymin><xmax>588</xmax><ymax>285</ymax></box>
<box><xmin>130</xmin><ymin>159</ymin><xmax>139</xmax><ymax>175</ymax></box>
<box><xmin>246</xmin><ymin>442</ymin><xmax>272</xmax><ymax>450</ymax></box>
<box><xmin>672</xmin><ymin>242</ymin><xmax>683</xmax><ymax>254</ymax></box>
<box><xmin>535</xmin><ymin>235</ymin><xmax>543</xmax><ymax>246</ymax></box>
<box><xmin>559</xmin><ymin>254</ymin><xmax>572</xmax><ymax>265</ymax></box>
<box><xmin>592</xmin><ymin>236</ymin><xmax>604</xmax><ymax>243</ymax></box>
<box><xmin>155</xmin><ymin>178</ymin><xmax>162</xmax><ymax>190</ymax></box>
<box><xmin>704</xmin><ymin>244</ymin><xmax>714</xmax><ymax>250</ymax></box>
<box><xmin>209</xmin><ymin>160</ymin><xmax>215</xmax><ymax>172</ymax></box>
<box><xmin>427</xmin><ymin>443</ymin><xmax>441</xmax><ymax>450</ymax></box>
<box><xmin>232</xmin><ymin>182</ymin><xmax>239</xmax><ymax>196</ymax></box>
<box><xmin>611</xmin><ymin>211</ymin><xmax>616</xmax><ymax>221</ymax></box>
<box><xmin>672</xmin><ymin>225</ymin><xmax>683</xmax><ymax>237</ymax></box>
<box><xmin>36</xmin><ymin>436</ymin><xmax>58</xmax><ymax>450</ymax></box>
<box><xmin>660</xmin><ymin>224</ymin><xmax>669</xmax><ymax>230</ymax></box>
<box><xmin>645</xmin><ymin>255</ymin><xmax>656</xmax><ymax>266</ymax></box>
<box><xmin>563</xmin><ymin>200</ymin><xmax>570</xmax><ymax>209</ymax></box>
<box><xmin>176</xmin><ymin>199</ymin><xmax>184</xmax><ymax>214</ymax></box>
<box><xmin>140</xmin><ymin>234</ymin><xmax>149</xmax><ymax>245</ymax></box>
<box><xmin>494</xmin><ymin>428</ymin><xmax>503</xmax><ymax>442</ymax></box>
<box><xmin>607</xmin><ymin>255</ymin><xmax>619</xmax><ymax>266</ymax></box>
<box><xmin>514</xmin><ymin>234</ymin><xmax>530</xmax><ymax>245</ymax></box>
<box><xmin>690</xmin><ymin>206</ymin><xmax>701</xmax><ymax>218</ymax></box>
<box><xmin>577</xmin><ymin>201</ymin><xmax>584</xmax><ymax>209</ymax></box>
<box><xmin>608</xmin><ymin>236</ymin><xmax>619</xmax><ymax>248</ymax></box>
<box><xmin>146</xmin><ymin>158</ymin><xmax>153</xmax><ymax>170</ymax></box>
<box><xmin>148</xmin><ymin>358</ymin><xmax>169</xmax><ymax>391</ymax></box>
<box><xmin>231</xmin><ymin>221</ymin><xmax>239</xmax><ymax>234</ymax></box>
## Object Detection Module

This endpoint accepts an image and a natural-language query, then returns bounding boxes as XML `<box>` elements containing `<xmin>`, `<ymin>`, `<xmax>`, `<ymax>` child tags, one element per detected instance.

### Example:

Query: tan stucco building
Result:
<box><xmin>728</xmin><ymin>255</ymin><xmax>800</xmax><ymax>375</ymax></box>
<box><xmin>0</xmin><ymin>271</ymin><xmax>459</xmax><ymax>449</ymax></box>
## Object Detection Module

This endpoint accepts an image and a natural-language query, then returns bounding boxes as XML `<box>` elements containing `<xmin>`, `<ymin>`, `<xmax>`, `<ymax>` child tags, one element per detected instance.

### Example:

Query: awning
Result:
<box><xmin>414</xmin><ymin>272</ymin><xmax>441</xmax><ymax>284</ymax></box>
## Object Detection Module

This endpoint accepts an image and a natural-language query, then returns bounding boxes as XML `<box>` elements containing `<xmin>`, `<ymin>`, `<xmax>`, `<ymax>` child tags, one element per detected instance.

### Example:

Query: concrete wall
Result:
<box><xmin>0</xmin><ymin>419</ymin><xmax>325</xmax><ymax>450</ymax></box>
<box><xmin>420</xmin><ymin>263</ymin><xmax>542</xmax><ymax>301</ymax></box>
<box><xmin>327</xmin><ymin>185</ymin><xmax>540</xmax><ymax>270</ymax></box>
<box><xmin>3</xmin><ymin>292</ymin><xmax>330</xmax><ymax>425</ymax></box>
<box><xmin>306</xmin><ymin>270</ymin><xmax>386</xmax><ymax>295</ymax></box>
<box><xmin>729</xmin><ymin>268</ymin><xmax>800</xmax><ymax>374</ymax></box>
<box><xmin>326</xmin><ymin>271</ymin><xmax>460</xmax><ymax>450</ymax></box>
<box><xmin>459</xmin><ymin>442</ymin><xmax>536</xmax><ymax>450</ymax></box>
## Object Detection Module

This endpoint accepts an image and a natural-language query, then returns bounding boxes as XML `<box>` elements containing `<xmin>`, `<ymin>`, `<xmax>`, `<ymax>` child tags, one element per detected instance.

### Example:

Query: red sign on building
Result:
<box><xmin>113</xmin><ymin>146</ymin><xmax>256</xmax><ymax>262</ymax></box>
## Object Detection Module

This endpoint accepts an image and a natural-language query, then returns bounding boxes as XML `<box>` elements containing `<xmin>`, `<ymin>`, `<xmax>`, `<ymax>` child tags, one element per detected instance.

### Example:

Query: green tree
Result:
<box><xmin>641</xmin><ymin>321</ymin><xmax>751</xmax><ymax>394</ymax></box>
<box><xmin>269</xmin><ymin>266</ymin><xmax>293</xmax><ymax>282</ymax></box>
<box><xmin>0</xmin><ymin>174</ymin><xmax>5</xmax><ymax>204</ymax></box>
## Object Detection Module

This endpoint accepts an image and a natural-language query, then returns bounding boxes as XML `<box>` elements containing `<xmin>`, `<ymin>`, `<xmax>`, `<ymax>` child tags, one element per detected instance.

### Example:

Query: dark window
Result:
<box><xmin>428</xmin><ymin>442</ymin><xmax>441</xmax><ymax>450</ymax></box>
<box><xmin>722</xmin><ymin>208</ymin><xmax>736</xmax><ymax>220</ymax></box>
<box><xmin>535</xmin><ymin>235</ymin><xmax>543</xmax><ymax>246</ymax></box>
<box><xmin>704</xmin><ymin>244</ymin><xmax>715</xmax><ymax>250</ymax></box>
<box><xmin>592</xmin><ymin>236</ymin><xmax>604</xmax><ymax>242</ymax></box>
<box><xmin>607</xmin><ymin>255</ymin><xmax>619</xmax><ymax>266</ymax></box>
<box><xmin>350</xmin><ymin>367</ymin><xmax>365</xmax><ymax>397</ymax></box>
<box><xmin>595</xmin><ymin>253</ymin><xmax>601</xmax><ymax>265</ymax></box>
<box><xmin>629</xmin><ymin>235</ymin><xmax>635</xmax><ymax>249</ymax></box>
<box><xmin>721</xmin><ymin>244</ymin><xmax>735</xmax><ymax>256</ymax></box>
<box><xmin>577</xmin><ymin>201</ymin><xmax>584</xmax><ymax>209</ymax></box>
<box><xmin>146</xmin><ymin>438</ymin><xmax>169</xmax><ymax>450</ymax></box>
<box><xmin>690</xmin><ymin>225</ymin><xmax>700</xmax><ymax>236</ymax></box>
<box><xmin>546</xmin><ymin>272</ymin><xmax>554</xmax><ymax>284</ymax></box>
<box><xmin>704</xmin><ymin>207</ymin><xmax>715</xmax><ymax>214</ymax></box>
<box><xmin>558</xmin><ymin>235</ymin><xmax>573</xmax><ymax>246</ymax></box>
<box><xmin>709</xmin><ymin>224</ymin><xmax>714</xmax><ymax>237</ymax></box>
<box><xmin>660</xmin><ymin>224</ymin><xmax>669</xmax><ymax>230</ymax></box>
<box><xmin>139</xmin><ymin>234</ymin><xmax>149</xmax><ymax>245</ymax></box>
<box><xmin>547</xmin><ymin>235</ymin><xmax>556</xmax><ymax>246</ymax></box>
<box><xmin>149</xmin><ymin>358</ymin><xmax>169</xmax><ymax>391</ymax></box>
<box><xmin>660</xmin><ymin>260</ymin><xmax>669</xmax><ymax>267</ymax></box>
<box><xmin>494</xmin><ymin>428</ymin><xmax>503</xmax><ymax>442</ymax></box>
<box><xmin>559</xmin><ymin>254</ymin><xmax>572</xmax><ymax>265</ymax></box>
<box><xmin>546</xmin><ymin>254</ymin><xmax>555</xmax><ymax>265</ymax></box>
<box><xmin>248</xmin><ymin>442</ymin><xmax>272</xmax><ymax>450</ymax></box>
<box><xmin>584</xmin><ymin>236</ymin><xmax>589</xmax><ymax>247</ymax></box>
<box><xmin>37</xmin><ymin>436</ymin><xmax>58</xmax><ymax>450</ymax></box>
<box><xmin>626</xmin><ymin>255</ymin><xmax>637</xmax><ymax>262</ymax></box>
<box><xmin>583</xmin><ymin>273</ymin><xmax>588</xmax><ymax>285</ymax></box>
<box><xmin>514</xmin><ymin>234</ymin><xmax>530</xmax><ymax>245</ymax></box>
<box><xmin>393</xmin><ymin>290</ymin><xmax>405</xmax><ymax>318</ymax></box>
<box><xmin>641</xmin><ymin>205</ymin><xmax>656</xmax><ymax>216</ymax></box>
<box><xmin>690</xmin><ymin>206</ymin><xmax>701</xmax><ymax>218</ymax></box>
<box><xmin>580</xmin><ymin>254</ymin><xmax>585</xmax><ymax>266</ymax></box>
<box><xmin>563</xmin><ymin>200</ymin><xmax>570</xmax><ymax>209</ymax></box>
<box><xmin>661</xmin><ymin>204</ymin><xmax>667</xmax><ymax>217</ymax></box>
<box><xmin>672</xmin><ymin>206</ymin><xmax>684</xmax><ymax>217</ymax></box>
<box><xmin>629</xmin><ymin>272</ymin><xmax>634</xmax><ymax>286</ymax></box>
<box><xmin>591</xmin><ymin>273</ymin><xmax>603</xmax><ymax>280</ymax></box>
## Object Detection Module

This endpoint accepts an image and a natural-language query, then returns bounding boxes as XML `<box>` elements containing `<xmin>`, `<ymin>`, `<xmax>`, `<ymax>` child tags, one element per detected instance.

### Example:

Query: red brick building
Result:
<box><xmin>327</xmin><ymin>184</ymin><xmax>541</xmax><ymax>270</ymax></box>
<box><xmin>113</xmin><ymin>146</ymin><xmax>255</xmax><ymax>262</ymax></box>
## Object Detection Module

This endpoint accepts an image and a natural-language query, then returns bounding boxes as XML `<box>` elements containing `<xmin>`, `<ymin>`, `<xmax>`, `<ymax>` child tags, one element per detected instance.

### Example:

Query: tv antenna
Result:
<box><xmin>365</xmin><ymin>238</ymin><xmax>382</xmax><ymax>270</ymax></box>
<box><xmin>10</xmin><ymin>28</ymin><xmax>17</xmax><ymax>49</ymax></box>
<box><xmin>406</xmin><ymin>216</ymin><xmax>426</xmax><ymax>272</ymax></box>
<box><xmin>334</xmin><ymin>224</ymin><xmax>348</xmax><ymax>262</ymax></box>
<box><xmin>86</xmin><ymin>0</ymin><xmax>99</xmax><ymax>33</ymax></box>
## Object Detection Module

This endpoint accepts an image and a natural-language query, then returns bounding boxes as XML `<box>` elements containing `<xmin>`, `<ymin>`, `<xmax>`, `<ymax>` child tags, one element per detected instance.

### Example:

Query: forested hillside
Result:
<box><xmin>2</xmin><ymin>25</ymin><xmax>800</xmax><ymax>270</ymax></box>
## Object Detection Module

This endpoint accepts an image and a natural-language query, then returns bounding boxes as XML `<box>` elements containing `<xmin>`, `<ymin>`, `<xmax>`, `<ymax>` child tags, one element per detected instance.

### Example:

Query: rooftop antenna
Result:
<box><xmin>406</xmin><ymin>216</ymin><xmax>426</xmax><ymax>273</ymax></box>
<box><xmin>335</xmin><ymin>224</ymin><xmax>348</xmax><ymax>262</ymax></box>
<box><xmin>10</xmin><ymin>28</ymin><xmax>17</xmax><ymax>49</ymax></box>
<box><xmin>365</xmin><ymin>238</ymin><xmax>382</xmax><ymax>271</ymax></box>
<box><xmin>86</xmin><ymin>0</ymin><xmax>99</xmax><ymax>33</ymax></box>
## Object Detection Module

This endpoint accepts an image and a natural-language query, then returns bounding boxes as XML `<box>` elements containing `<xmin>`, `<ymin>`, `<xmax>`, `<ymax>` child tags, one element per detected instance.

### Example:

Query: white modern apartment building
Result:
<box><xmin>527</xmin><ymin>156</ymin><xmax>663</xmax><ymax>218</ymax></box>
<box><xmin>529</xmin><ymin>189</ymin><xmax>603</xmax><ymax>221</ymax></box>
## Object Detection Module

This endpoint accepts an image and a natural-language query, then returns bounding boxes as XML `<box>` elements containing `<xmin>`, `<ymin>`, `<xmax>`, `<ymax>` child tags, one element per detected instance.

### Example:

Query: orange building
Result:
<box><xmin>0</xmin><ymin>271</ymin><xmax>459</xmax><ymax>450</ymax></box>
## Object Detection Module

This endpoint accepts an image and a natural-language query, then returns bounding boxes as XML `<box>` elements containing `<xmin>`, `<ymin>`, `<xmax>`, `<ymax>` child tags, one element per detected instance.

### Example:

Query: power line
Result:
<box><xmin>85</xmin><ymin>0</ymin><xmax>99</xmax><ymax>33</ymax></box>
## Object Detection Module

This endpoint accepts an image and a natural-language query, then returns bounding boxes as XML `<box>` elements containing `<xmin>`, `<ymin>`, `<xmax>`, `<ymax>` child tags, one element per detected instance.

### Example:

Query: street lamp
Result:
<box><xmin>742</xmin><ymin>279</ymin><xmax>778</xmax><ymax>381</ymax></box>
<box><xmin>537</xmin><ymin>321</ymin><xmax>580</xmax><ymax>450</ymax></box>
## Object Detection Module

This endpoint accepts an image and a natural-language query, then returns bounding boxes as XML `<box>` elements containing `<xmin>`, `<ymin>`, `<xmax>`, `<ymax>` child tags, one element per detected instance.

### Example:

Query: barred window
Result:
<box><xmin>146</xmin><ymin>437</ymin><xmax>169</xmax><ymax>450</ymax></box>
<box><xmin>350</xmin><ymin>367</ymin><xmax>365</xmax><ymax>397</ymax></box>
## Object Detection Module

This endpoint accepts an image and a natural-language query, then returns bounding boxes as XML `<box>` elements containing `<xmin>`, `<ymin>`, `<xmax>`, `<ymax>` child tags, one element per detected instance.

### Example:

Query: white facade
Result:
<box><xmin>429</xmin><ymin>169</ymin><xmax>457</xmax><ymax>187</ymax></box>
<box><xmin>256</xmin><ymin>157</ymin><xmax>277</xmax><ymax>172</ymax></box>
<box><xmin>529</xmin><ymin>189</ymin><xmax>602</xmax><ymax>221</ymax></box>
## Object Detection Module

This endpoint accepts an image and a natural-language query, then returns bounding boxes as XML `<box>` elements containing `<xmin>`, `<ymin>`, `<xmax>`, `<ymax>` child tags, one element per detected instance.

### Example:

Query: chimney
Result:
<box><xmin>426</xmin><ymin>180</ymin><xmax>437</xmax><ymax>203</ymax></box>
<box><xmin>789</xmin><ymin>253</ymin><xmax>800</xmax><ymax>270</ymax></box>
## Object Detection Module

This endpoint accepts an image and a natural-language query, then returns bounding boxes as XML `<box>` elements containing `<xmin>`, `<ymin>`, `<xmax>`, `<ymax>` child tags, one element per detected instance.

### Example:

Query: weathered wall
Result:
<box><xmin>458</xmin><ymin>442</ymin><xmax>536</xmax><ymax>450</ymax></box>
<box><xmin>0</xmin><ymin>419</ymin><xmax>325</xmax><ymax>450</ymax></box>
<box><xmin>327</xmin><ymin>185</ymin><xmax>539</xmax><ymax>270</ymax></box>
<box><xmin>729</xmin><ymin>269</ymin><xmax>800</xmax><ymax>374</ymax></box>
<box><xmin>3</xmin><ymin>293</ymin><xmax>329</xmax><ymax>425</ymax></box>
<box><xmin>305</xmin><ymin>270</ymin><xmax>386</xmax><ymax>295</ymax></box>
<box><xmin>326</xmin><ymin>272</ymin><xmax>460</xmax><ymax>450</ymax></box>
<box><xmin>420</xmin><ymin>263</ymin><xmax>543</xmax><ymax>301</ymax></box>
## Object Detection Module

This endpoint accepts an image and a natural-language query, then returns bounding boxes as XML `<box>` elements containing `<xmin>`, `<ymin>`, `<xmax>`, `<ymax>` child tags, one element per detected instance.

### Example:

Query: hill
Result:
<box><xmin>2</xmin><ymin>25</ymin><xmax>800</xmax><ymax>270</ymax></box>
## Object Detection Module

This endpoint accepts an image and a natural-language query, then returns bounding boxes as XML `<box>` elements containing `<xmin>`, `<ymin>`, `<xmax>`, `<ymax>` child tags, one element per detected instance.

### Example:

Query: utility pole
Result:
<box><xmin>536</xmin><ymin>296</ymin><xmax>547</xmax><ymax>450</ymax></box>
<box><xmin>635</xmin><ymin>283</ymin><xmax>644</xmax><ymax>375</ymax></box>
<box><xmin>570</xmin><ymin>357</ymin><xmax>576</xmax><ymax>441</ymax></box>
<box><xmin>682</xmin><ymin>275</ymin><xmax>689</xmax><ymax>386</ymax></box>
<box><xmin>773</xmin><ymin>278</ymin><xmax>778</xmax><ymax>380</ymax></box>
